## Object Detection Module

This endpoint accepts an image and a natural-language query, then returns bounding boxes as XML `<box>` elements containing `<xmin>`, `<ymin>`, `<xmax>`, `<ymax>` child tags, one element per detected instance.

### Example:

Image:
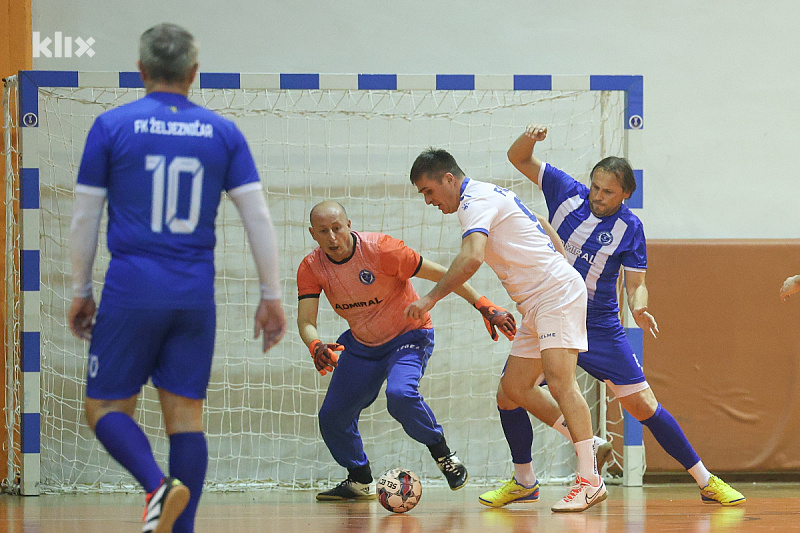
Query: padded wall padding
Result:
<box><xmin>641</xmin><ymin>240</ymin><xmax>800</xmax><ymax>472</ymax></box>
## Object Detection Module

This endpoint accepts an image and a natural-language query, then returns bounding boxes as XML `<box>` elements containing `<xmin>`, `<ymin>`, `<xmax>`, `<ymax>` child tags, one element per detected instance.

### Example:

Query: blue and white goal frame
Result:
<box><xmin>15</xmin><ymin>71</ymin><xmax>645</xmax><ymax>495</ymax></box>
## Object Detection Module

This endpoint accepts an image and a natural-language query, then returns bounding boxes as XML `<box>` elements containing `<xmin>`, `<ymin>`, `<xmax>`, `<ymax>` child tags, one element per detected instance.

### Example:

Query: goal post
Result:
<box><xmin>3</xmin><ymin>71</ymin><xmax>644</xmax><ymax>495</ymax></box>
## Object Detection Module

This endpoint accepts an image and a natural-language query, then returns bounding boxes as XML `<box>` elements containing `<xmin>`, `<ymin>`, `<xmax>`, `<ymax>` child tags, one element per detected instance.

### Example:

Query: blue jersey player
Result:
<box><xmin>68</xmin><ymin>24</ymin><xmax>286</xmax><ymax>533</ymax></box>
<box><xmin>478</xmin><ymin>124</ymin><xmax>744</xmax><ymax>508</ymax></box>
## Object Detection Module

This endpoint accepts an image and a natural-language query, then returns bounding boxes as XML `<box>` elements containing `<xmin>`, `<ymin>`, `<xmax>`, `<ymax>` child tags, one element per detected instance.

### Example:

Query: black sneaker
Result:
<box><xmin>142</xmin><ymin>477</ymin><xmax>190</xmax><ymax>533</ymax></box>
<box><xmin>436</xmin><ymin>452</ymin><xmax>468</xmax><ymax>490</ymax></box>
<box><xmin>316</xmin><ymin>478</ymin><xmax>375</xmax><ymax>501</ymax></box>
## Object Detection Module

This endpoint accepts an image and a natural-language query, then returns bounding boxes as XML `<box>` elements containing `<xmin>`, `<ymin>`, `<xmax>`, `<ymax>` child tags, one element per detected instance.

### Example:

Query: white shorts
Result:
<box><xmin>509</xmin><ymin>276</ymin><xmax>588</xmax><ymax>359</ymax></box>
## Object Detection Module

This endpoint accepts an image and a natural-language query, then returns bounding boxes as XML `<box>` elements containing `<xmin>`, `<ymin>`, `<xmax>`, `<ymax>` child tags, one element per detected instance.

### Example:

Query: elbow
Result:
<box><xmin>507</xmin><ymin>147</ymin><xmax>520</xmax><ymax>167</ymax></box>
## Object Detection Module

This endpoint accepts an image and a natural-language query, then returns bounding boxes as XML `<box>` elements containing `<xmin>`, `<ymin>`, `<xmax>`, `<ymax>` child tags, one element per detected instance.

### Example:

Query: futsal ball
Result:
<box><xmin>376</xmin><ymin>468</ymin><xmax>422</xmax><ymax>513</ymax></box>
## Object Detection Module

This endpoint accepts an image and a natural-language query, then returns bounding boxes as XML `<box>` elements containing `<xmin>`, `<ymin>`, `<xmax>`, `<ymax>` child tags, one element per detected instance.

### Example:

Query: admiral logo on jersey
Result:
<box><xmin>564</xmin><ymin>241</ymin><xmax>596</xmax><ymax>265</ymax></box>
<box><xmin>334</xmin><ymin>297</ymin><xmax>383</xmax><ymax>310</ymax></box>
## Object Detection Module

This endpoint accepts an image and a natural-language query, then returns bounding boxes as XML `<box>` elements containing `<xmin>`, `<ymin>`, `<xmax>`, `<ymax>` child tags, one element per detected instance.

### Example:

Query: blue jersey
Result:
<box><xmin>539</xmin><ymin>163</ymin><xmax>647</xmax><ymax>324</ymax></box>
<box><xmin>77</xmin><ymin>92</ymin><xmax>260</xmax><ymax>308</ymax></box>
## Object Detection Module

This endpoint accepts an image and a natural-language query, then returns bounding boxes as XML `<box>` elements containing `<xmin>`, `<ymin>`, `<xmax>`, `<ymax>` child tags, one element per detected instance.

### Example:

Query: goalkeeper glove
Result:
<box><xmin>309</xmin><ymin>339</ymin><xmax>344</xmax><ymax>375</ymax></box>
<box><xmin>474</xmin><ymin>296</ymin><xmax>516</xmax><ymax>341</ymax></box>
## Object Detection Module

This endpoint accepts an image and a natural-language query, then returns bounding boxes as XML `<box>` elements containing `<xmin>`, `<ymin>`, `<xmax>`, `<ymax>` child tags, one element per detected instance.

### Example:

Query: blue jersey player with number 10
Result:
<box><xmin>68</xmin><ymin>24</ymin><xmax>286</xmax><ymax>533</ymax></box>
<box><xmin>484</xmin><ymin>124</ymin><xmax>744</xmax><ymax>508</ymax></box>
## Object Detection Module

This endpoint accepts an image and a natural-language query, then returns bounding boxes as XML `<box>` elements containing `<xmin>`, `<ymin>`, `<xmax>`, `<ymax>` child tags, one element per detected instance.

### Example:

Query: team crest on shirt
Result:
<box><xmin>359</xmin><ymin>269</ymin><xmax>376</xmax><ymax>285</ymax></box>
<box><xmin>596</xmin><ymin>231</ymin><xmax>614</xmax><ymax>246</ymax></box>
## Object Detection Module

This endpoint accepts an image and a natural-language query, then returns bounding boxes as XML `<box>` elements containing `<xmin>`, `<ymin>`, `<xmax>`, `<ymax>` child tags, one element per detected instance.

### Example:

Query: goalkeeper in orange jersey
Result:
<box><xmin>297</xmin><ymin>200</ymin><xmax>515</xmax><ymax>500</ymax></box>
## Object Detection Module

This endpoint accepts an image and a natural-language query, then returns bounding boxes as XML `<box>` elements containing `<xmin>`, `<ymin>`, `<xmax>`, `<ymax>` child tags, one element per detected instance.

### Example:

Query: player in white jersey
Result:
<box><xmin>780</xmin><ymin>274</ymin><xmax>800</xmax><ymax>301</ymax></box>
<box><xmin>68</xmin><ymin>24</ymin><xmax>286</xmax><ymax>532</ymax></box>
<box><xmin>405</xmin><ymin>149</ymin><xmax>606</xmax><ymax>512</ymax></box>
<box><xmin>492</xmin><ymin>124</ymin><xmax>744</xmax><ymax>507</ymax></box>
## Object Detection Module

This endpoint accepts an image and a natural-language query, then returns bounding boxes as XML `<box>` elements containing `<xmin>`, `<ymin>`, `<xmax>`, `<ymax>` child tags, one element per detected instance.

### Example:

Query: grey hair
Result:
<box><xmin>139</xmin><ymin>23</ymin><xmax>198</xmax><ymax>83</ymax></box>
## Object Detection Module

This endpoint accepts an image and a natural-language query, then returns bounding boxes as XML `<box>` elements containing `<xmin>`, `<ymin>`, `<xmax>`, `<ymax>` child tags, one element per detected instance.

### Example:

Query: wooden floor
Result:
<box><xmin>1</xmin><ymin>482</ymin><xmax>797</xmax><ymax>532</ymax></box>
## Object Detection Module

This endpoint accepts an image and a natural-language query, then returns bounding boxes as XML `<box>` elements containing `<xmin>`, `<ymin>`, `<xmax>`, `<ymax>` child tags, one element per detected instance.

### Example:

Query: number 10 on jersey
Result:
<box><xmin>146</xmin><ymin>154</ymin><xmax>204</xmax><ymax>234</ymax></box>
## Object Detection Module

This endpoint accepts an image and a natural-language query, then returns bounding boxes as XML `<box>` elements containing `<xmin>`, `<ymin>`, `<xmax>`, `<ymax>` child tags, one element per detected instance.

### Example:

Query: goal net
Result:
<box><xmin>3</xmin><ymin>74</ymin><xmax>628</xmax><ymax>493</ymax></box>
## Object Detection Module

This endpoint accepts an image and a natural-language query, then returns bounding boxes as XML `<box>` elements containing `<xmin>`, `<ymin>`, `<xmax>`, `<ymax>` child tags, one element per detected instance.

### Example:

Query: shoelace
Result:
<box><xmin>562</xmin><ymin>478</ymin><xmax>588</xmax><ymax>502</ymax></box>
<box><xmin>438</xmin><ymin>454</ymin><xmax>460</xmax><ymax>473</ymax></box>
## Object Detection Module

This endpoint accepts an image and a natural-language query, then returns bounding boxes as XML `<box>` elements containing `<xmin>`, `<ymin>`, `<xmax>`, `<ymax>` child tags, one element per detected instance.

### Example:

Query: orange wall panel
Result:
<box><xmin>642</xmin><ymin>240</ymin><xmax>800</xmax><ymax>473</ymax></box>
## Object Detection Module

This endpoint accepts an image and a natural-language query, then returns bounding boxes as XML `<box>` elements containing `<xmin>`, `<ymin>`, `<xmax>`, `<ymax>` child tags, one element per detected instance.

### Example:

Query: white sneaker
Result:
<box><xmin>551</xmin><ymin>476</ymin><xmax>607</xmax><ymax>512</ymax></box>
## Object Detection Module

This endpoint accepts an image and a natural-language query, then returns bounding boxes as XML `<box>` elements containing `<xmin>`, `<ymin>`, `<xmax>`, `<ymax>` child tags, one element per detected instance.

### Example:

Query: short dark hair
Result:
<box><xmin>409</xmin><ymin>148</ymin><xmax>465</xmax><ymax>184</ymax></box>
<box><xmin>590</xmin><ymin>156</ymin><xmax>636</xmax><ymax>194</ymax></box>
<box><xmin>139</xmin><ymin>23</ymin><xmax>198</xmax><ymax>83</ymax></box>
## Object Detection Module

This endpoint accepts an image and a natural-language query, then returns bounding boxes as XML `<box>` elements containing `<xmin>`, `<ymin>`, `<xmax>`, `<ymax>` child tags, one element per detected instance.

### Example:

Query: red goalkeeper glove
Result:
<box><xmin>309</xmin><ymin>339</ymin><xmax>344</xmax><ymax>375</ymax></box>
<box><xmin>474</xmin><ymin>296</ymin><xmax>516</xmax><ymax>341</ymax></box>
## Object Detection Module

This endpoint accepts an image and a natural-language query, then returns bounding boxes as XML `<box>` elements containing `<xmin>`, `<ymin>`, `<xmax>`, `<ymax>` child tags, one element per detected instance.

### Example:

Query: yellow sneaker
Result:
<box><xmin>700</xmin><ymin>475</ymin><xmax>746</xmax><ymax>506</ymax></box>
<box><xmin>478</xmin><ymin>476</ymin><xmax>540</xmax><ymax>508</ymax></box>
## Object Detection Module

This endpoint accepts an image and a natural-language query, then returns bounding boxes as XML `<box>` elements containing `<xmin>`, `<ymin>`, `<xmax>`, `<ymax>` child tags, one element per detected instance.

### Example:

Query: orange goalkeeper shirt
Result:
<box><xmin>297</xmin><ymin>231</ymin><xmax>433</xmax><ymax>347</ymax></box>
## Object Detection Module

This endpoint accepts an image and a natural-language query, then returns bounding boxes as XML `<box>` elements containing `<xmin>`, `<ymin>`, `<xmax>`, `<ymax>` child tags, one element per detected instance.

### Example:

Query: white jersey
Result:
<box><xmin>457</xmin><ymin>178</ymin><xmax>583</xmax><ymax>310</ymax></box>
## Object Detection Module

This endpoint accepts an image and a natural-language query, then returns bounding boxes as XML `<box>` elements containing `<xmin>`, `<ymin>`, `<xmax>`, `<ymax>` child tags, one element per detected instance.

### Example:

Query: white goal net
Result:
<box><xmin>3</xmin><ymin>76</ymin><xmax>627</xmax><ymax>493</ymax></box>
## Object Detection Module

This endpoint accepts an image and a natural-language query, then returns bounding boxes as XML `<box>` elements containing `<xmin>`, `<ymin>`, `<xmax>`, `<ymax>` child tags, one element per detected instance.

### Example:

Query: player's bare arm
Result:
<box><xmin>412</xmin><ymin>257</ymin><xmax>516</xmax><ymax>340</ymax></box>
<box><xmin>780</xmin><ymin>274</ymin><xmax>800</xmax><ymax>302</ymax></box>
<box><xmin>297</xmin><ymin>296</ymin><xmax>342</xmax><ymax>375</ymax></box>
<box><xmin>625</xmin><ymin>270</ymin><xmax>659</xmax><ymax>338</ymax></box>
<box><xmin>404</xmin><ymin>232</ymin><xmax>486</xmax><ymax>320</ymax></box>
<box><xmin>297</xmin><ymin>296</ymin><xmax>322</xmax><ymax>349</ymax></box>
<box><xmin>414</xmin><ymin>257</ymin><xmax>481</xmax><ymax>305</ymax></box>
<box><xmin>535</xmin><ymin>213</ymin><xmax>566</xmax><ymax>258</ymax></box>
<box><xmin>507</xmin><ymin>124</ymin><xmax>547</xmax><ymax>184</ymax></box>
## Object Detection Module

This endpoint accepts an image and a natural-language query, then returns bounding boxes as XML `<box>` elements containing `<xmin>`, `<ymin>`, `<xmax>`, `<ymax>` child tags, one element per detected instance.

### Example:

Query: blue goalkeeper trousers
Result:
<box><xmin>318</xmin><ymin>328</ymin><xmax>444</xmax><ymax>469</ymax></box>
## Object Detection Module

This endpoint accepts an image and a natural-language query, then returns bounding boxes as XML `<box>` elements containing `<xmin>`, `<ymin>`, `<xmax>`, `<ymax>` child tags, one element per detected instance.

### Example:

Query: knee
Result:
<box><xmin>542</xmin><ymin>373</ymin><xmax>578</xmax><ymax>404</ymax></box>
<box><xmin>624</xmin><ymin>397</ymin><xmax>658</xmax><ymax>421</ymax></box>
<box><xmin>318</xmin><ymin>403</ymin><xmax>336</xmax><ymax>431</ymax></box>
<box><xmin>499</xmin><ymin>377</ymin><xmax>529</xmax><ymax>406</ymax></box>
<box><xmin>385</xmin><ymin>385</ymin><xmax>418</xmax><ymax>417</ymax></box>
<box><xmin>84</xmin><ymin>401</ymin><xmax>101</xmax><ymax>432</ymax></box>
<box><xmin>496</xmin><ymin>386</ymin><xmax>518</xmax><ymax>410</ymax></box>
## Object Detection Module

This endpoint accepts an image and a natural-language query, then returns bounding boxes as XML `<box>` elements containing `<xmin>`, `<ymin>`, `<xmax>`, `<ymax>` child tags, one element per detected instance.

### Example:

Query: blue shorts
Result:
<box><xmin>577</xmin><ymin>321</ymin><xmax>646</xmax><ymax>386</ymax></box>
<box><xmin>86</xmin><ymin>300</ymin><xmax>216</xmax><ymax>400</ymax></box>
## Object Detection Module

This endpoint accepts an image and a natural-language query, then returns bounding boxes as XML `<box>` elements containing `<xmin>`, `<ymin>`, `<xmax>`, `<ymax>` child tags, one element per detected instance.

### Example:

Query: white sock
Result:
<box><xmin>688</xmin><ymin>460</ymin><xmax>712</xmax><ymax>488</ymax></box>
<box><xmin>575</xmin><ymin>438</ymin><xmax>600</xmax><ymax>485</ymax></box>
<box><xmin>513</xmin><ymin>462</ymin><xmax>537</xmax><ymax>487</ymax></box>
<box><xmin>552</xmin><ymin>414</ymin><xmax>573</xmax><ymax>441</ymax></box>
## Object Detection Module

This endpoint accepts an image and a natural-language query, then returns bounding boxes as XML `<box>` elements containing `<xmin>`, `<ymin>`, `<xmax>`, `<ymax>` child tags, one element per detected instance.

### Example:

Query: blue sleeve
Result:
<box><xmin>621</xmin><ymin>222</ymin><xmax>648</xmax><ymax>270</ymax></box>
<box><xmin>224</xmin><ymin>124</ymin><xmax>260</xmax><ymax>191</ymax></box>
<box><xmin>540</xmin><ymin>163</ymin><xmax>586</xmax><ymax>221</ymax></box>
<box><xmin>76</xmin><ymin>117</ymin><xmax>111</xmax><ymax>188</ymax></box>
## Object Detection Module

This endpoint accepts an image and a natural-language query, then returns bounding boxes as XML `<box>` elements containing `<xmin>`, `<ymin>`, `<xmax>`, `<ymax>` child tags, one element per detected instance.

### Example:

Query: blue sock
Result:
<box><xmin>641</xmin><ymin>404</ymin><xmax>701</xmax><ymax>470</ymax></box>
<box><xmin>169</xmin><ymin>432</ymin><xmax>208</xmax><ymax>533</ymax></box>
<box><xmin>499</xmin><ymin>407</ymin><xmax>533</xmax><ymax>464</ymax></box>
<box><xmin>94</xmin><ymin>412</ymin><xmax>164</xmax><ymax>493</ymax></box>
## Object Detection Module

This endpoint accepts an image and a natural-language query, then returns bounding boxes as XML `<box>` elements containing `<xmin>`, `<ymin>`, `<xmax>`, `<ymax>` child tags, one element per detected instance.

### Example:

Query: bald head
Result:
<box><xmin>308</xmin><ymin>201</ymin><xmax>353</xmax><ymax>262</ymax></box>
<box><xmin>309</xmin><ymin>201</ymin><xmax>348</xmax><ymax>226</ymax></box>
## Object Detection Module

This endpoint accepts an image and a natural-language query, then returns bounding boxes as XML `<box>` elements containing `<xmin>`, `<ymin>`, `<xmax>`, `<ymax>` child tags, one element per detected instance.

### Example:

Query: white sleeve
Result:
<box><xmin>457</xmin><ymin>196</ymin><xmax>498</xmax><ymax>239</ymax></box>
<box><xmin>228</xmin><ymin>183</ymin><xmax>282</xmax><ymax>300</ymax></box>
<box><xmin>70</xmin><ymin>185</ymin><xmax>106</xmax><ymax>298</ymax></box>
